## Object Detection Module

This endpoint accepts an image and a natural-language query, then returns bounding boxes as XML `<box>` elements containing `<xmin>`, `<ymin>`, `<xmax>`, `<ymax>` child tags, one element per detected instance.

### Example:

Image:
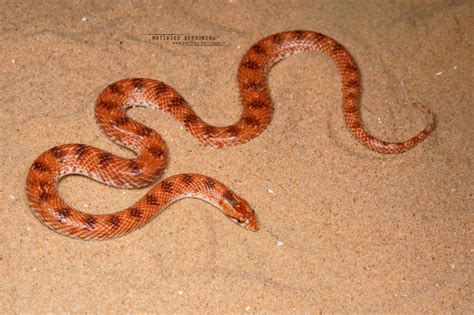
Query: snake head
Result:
<box><xmin>220</xmin><ymin>190</ymin><xmax>259</xmax><ymax>231</ymax></box>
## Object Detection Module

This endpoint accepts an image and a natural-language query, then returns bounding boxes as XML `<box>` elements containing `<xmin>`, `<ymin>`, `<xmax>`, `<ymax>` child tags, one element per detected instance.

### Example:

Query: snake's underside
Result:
<box><xmin>26</xmin><ymin>30</ymin><xmax>435</xmax><ymax>240</ymax></box>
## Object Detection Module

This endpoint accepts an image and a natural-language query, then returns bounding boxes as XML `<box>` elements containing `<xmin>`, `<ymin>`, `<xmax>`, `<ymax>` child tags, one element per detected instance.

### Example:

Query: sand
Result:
<box><xmin>1</xmin><ymin>0</ymin><xmax>472</xmax><ymax>313</ymax></box>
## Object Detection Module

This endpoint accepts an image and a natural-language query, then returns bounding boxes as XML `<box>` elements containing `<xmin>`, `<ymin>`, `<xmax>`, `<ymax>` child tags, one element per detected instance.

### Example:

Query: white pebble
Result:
<box><xmin>267</xmin><ymin>188</ymin><xmax>274</xmax><ymax>194</ymax></box>
<box><xmin>276</xmin><ymin>240</ymin><xmax>284</xmax><ymax>247</ymax></box>
<box><xmin>9</xmin><ymin>194</ymin><xmax>16</xmax><ymax>200</ymax></box>
<box><xmin>81</xmin><ymin>17</ymin><xmax>88</xmax><ymax>22</ymax></box>
<box><xmin>245</xmin><ymin>306</ymin><xmax>251</xmax><ymax>311</ymax></box>
<box><xmin>11</xmin><ymin>59</ymin><xmax>15</xmax><ymax>63</ymax></box>
<box><xmin>177</xmin><ymin>290</ymin><xmax>184</xmax><ymax>295</ymax></box>
<box><xmin>435</xmin><ymin>71</ymin><xmax>443</xmax><ymax>76</ymax></box>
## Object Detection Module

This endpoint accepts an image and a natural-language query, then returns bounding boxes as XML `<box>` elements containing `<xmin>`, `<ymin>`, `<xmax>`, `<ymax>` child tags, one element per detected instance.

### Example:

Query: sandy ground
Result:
<box><xmin>1</xmin><ymin>0</ymin><xmax>472</xmax><ymax>313</ymax></box>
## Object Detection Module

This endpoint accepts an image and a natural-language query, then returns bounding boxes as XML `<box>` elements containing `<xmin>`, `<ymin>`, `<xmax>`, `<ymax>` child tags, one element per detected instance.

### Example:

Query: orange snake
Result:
<box><xmin>26</xmin><ymin>31</ymin><xmax>435</xmax><ymax>240</ymax></box>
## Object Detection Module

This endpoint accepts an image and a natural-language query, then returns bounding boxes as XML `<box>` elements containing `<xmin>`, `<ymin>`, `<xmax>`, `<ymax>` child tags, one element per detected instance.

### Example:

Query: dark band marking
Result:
<box><xmin>147</xmin><ymin>194</ymin><xmax>159</xmax><ymax>205</ymax></box>
<box><xmin>226</xmin><ymin>126</ymin><xmax>239</xmax><ymax>138</ymax></box>
<box><xmin>182</xmin><ymin>174</ymin><xmax>193</xmax><ymax>185</ymax></box>
<box><xmin>203</xmin><ymin>126</ymin><xmax>217</xmax><ymax>137</ymax></box>
<box><xmin>294</xmin><ymin>30</ymin><xmax>304</xmax><ymax>40</ymax></box>
<box><xmin>155</xmin><ymin>82</ymin><xmax>168</xmax><ymax>94</ymax></box>
<box><xmin>109</xmin><ymin>215</ymin><xmax>120</xmax><ymax>228</ymax></box>
<box><xmin>115</xmin><ymin>116</ymin><xmax>129</xmax><ymax>126</ymax></box>
<box><xmin>50</xmin><ymin>146</ymin><xmax>62</xmax><ymax>159</ymax></box>
<box><xmin>98</xmin><ymin>152</ymin><xmax>113</xmax><ymax>165</ymax></box>
<box><xmin>241</xmin><ymin>60</ymin><xmax>260</xmax><ymax>70</ymax></box>
<box><xmin>331</xmin><ymin>42</ymin><xmax>344</xmax><ymax>53</ymax></box>
<box><xmin>243</xmin><ymin>81</ymin><xmax>264</xmax><ymax>91</ymax></box>
<box><xmin>32</xmin><ymin>162</ymin><xmax>49</xmax><ymax>172</ymax></box>
<box><xmin>252</xmin><ymin>44</ymin><xmax>266</xmax><ymax>55</ymax></box>
<box><xmin>109</xmin><ymin>83</ymin><xmax>122</xmax><ymax>94</ymax></box>
<box><xmin>344</xmin><ymin>105</ymin><xmax>359</xmax><ymax>114</ymax></box>
<box><xmin>129</xmin><ymin>207</ymin><xmax>142</xmax><ymax>218</ymax></box>
<box><xmin>160</xmin><ymin>180</ymin><xmax>173</xmax><ymax>193</ymax></box>
<box><xmin>349</xmin><ymin>120</ymin><xmax>361</xmax><ymax>129</ymax></box>
<box><xmin>128</xmin><ymin>161</ymin><xmax>141</xmax><ymax>174</ymax></box>
<box><xmin>39</xmin><ymin>181</ymin><xmax>48</xmax><ymax>191</ymax></box>
<box><xmin>75</xmin><ymin>144</ymin><xmax>87</xmax><ymax>159</ymax></box>
<box><xmin>39</xmin><ymin>192</ymin><xmax>49</xmax><ymax>202</ymax></box>
<box><xmin>56</xmin><ymin>208</ymin><xmax>71</xmax><ymax>221</ymax></box>
<box><xmin>147</xmin><ymin>147</ymin><xmax>165</xmax><ymax>159</ymax></box>
<box><xmin>222</xmin><ymin>190</ymin><xmax>239</xmax><ymax>206</ymax></box>
<box><xmin>132</xmin><ymin>78</ymin><xmax>144</xmax><ymax>91</ymax></box>
<box><xmin>272</xmin><ymin>33</ymin><xmax>282</xmax><ymax>45</ymax></box>
<box><xmin>137</xmin><ymin>126</ymin><xmax>154</xmax><ymax>137</ymax></box>
<box><xmin>205</xmin><ymin>178</ymin><xmax>216</xmax><ymax>189</ymax></box>
<box><xmin>248</xmin><ymin>100</ymin><xmax>269</xmax><ymax>109</ymax></box>
<box><xmin>243</xmin><ymin>116</ymin><xmax>259</xmax><ymax>126</ymax></box>
<box><xmin>183</xmin><ymin>114</ymin><xmax>199</xmax><ymax>127</ymax></box>
<box><xmin>346</xmin><ymin>79</ymin><xmax>360</xmax><ymax>89</ymax></box>
<box><xmin>344</xmin><ymin>63</ymin><xmax>358</xmax><ymax>73</ymax></box>
<box><xmin>345</xmin><ymin>91</ymin><xmax>359</xmax><ymax>100</ymax></box>
<box><xmin>170</xmin><ymin>96</ymin><xmax>186</xmax><ymax>107</ymax></box>
<box><xmin>84</xmin><ymin>215</ymin><xmax>96</xmax><ymax>230</ymax></box>
<box><xmin>97</xmin><ymin>101</ymin><xmax>116</xmax><ymax>110</ymax></box>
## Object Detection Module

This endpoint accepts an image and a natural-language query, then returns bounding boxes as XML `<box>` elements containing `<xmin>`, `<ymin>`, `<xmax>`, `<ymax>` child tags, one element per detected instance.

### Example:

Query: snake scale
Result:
<box><xmin>26</xmin><ymin>30</ymin><xmax>435</xmax><ymax>240</ymax></box>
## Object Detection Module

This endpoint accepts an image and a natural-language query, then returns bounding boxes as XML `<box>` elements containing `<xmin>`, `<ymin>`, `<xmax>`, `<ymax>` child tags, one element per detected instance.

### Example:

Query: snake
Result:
<box><xmin>26</xmin><ymin>30</ymin><xmax>435</xmax><ymax>240</ymax></box>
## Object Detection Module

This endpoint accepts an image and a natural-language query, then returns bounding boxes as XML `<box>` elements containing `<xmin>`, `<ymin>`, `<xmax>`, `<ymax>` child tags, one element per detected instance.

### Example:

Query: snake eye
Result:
<box><xmin>236</xmin><ymin>218</ymin><xmax>245</xmax><ymax>224</ymax></box>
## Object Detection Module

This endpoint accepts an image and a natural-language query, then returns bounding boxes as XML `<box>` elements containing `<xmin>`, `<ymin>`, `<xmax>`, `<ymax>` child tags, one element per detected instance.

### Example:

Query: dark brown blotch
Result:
<box><xmin>244</xmin><ymin>81</ymin><xmax>264</xmax><ymax>91</ymax></box>
<box><xmin>32</xmin><ymin>162</ymin><xmax>49</xmax><ymax>172</ymax></box>
<box><xmin>129</xmin><ymin>207</ymin><xmax>142</xmax><ymax>218</ymax></box>
<box><xmin>97</xmin><ymin>101</ymin><xmax>116</xmax><ymax>110</ymax></box>
<box><xmin>350</xmin><ymin>120</ymin><xmax>361</xmax><ymax>129</ymax></box>
<box><xmin>331</xmin><ymin>42</ymin><xmax>344</xmax><ymax>53</ymax></box>
<box><xmin>243</xmin><ymin>116</ymin><xmax>259</xmax><ymax>127</ymax></box>
<box><xmin>203</xmin><ymin>126</ymin><xmax>217</xmax><ymax>137</ymax></box>
<box><xmin>109</xmin><ymin>82</ymin><xmax>122</xmax><ymax>94</ymax></box>
<box><xmin>346</xmin><ymin>79</ymin><xmax>360</xmax><ymax>89</ymax></box>
<box><xmin>272</xmin><ymin>33</ymin><xmax>282</xmax><ymax>44</ymax></box>
<box><xmin>241</xmin><ymin>60</ymin><xmax>260</xmax><ymax>70</ymax></box>
<box><xmin>155</xmin><ymin>81</ymin><xmax>168</xmax><ymax>94</ymax></box>
<box><xmin>109</xmin><ymin>215</ymin><xmax>120</xmax><ymax>228</ymax></box>
<box><xmin>137</xmin><ymin>126</ymin><xmax>154</xmax><ymax>137</ymax></box>
<box><xmin>50</xmin><ymin>146</ymin><xmax>62</xmax><ymax>159</ymax></box>
<box><xmin>160</xmin><ymin>180</ymin><xmax>173</xmax><ymax>193</ymax></box>
<box><xmin>109</xmin><ymin>83</ymin><xmax>122</xmax><ymax>94</ymax></box>
<box><xmin>75</xmin><ymin>144</ymin><xmax>87</xmax><ymax>158</ymax></box>
<box><xmin>128</xmin><ymin>160</ymin><xmax>141</xmax><ymax>174</ymax></box>
<box><xmin>115</xmin><ymin>116</ymin><xmax>129</xmax><ymax>126</ymax></box>
<box><xmin>345</xmin><ymin>91</ymin><xmax>359</xmax><ymax>101</ymax></box>
<box><xmin>344</xmin><ymin>62</ymin><xmax>358</xmax><ymax>73</ymax></box>
<box><xmin>147</xmin><ymin>147</ymin><xmax>165</xmax><ymax>159</ymax></box>
<box><xmin>248</xmin><ymin>100</ymin><xmax>269</xmax><ymax>109</ymax></box>
<box><xmin>170</xmin><ymin>96</ymin><xmax>186</xmax><ymax>107</ymax></box>
<box><xmin>344</xmin><ymin>105</ymin><xmax>359</xmax><ymax>114</ymax></box>
<box><xmin>204</xmin><ymin>178</ymin><xmax>216</xmax><ymax>189</ymax></box>
<box><xmin>226</xmin><ymin>126</ymin><xmax>239</xmax><ymax>138</ymax></box>
<box><xmin>84</xmin><ymin>215</ymin><xmax>96</xmax><ymax>230</ymax></box>
<box><xmin>293</xmin><ymin>30</ymin><xmax>304</xmax><ymax>40</ymax></box>
<box><xmin>183</xmin><ymin>113</ymin><xmax>199</xmax><ymax>127</ymax></box>
<box><xmin>147</xmin><ymin>194</ymin><xmax>158</xmax><ymax>205</ymax></box>
<box><xmin>39</xmin><ymin>181</ymin><xmax>48</xmax><ymax>190</ymax></box>
<box><xmin>98</xmin><ymin>152</ymin><xmax>113</xmax><ymax>165</ymax></box>
<box><xmin>252</xmin><ymin>44</ymin><xmax>266</xmax><ymax>55</ymax></box>
<box><xmin>132</xmin><ymin>78</ymin><xmax>144</xmax><ymax>91</ymax></box>
<box><xmin>222</xmin><ymin>190</ymin><xmax>239</xmax><ymax>206</ymax></box>
<box><xmin>39</xmin><ymin>192</ymin><xmax>49</xmax><ymax>202</ymax></box>
<box><xmin>56</xmin><ymin>208</ymin><xmax>71</xmax><ymax>221</ymax></box>
<box><xmin>182</xmin><ymin>174</ymin><xmax>193</xmax><ymax>185</ymax></box>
